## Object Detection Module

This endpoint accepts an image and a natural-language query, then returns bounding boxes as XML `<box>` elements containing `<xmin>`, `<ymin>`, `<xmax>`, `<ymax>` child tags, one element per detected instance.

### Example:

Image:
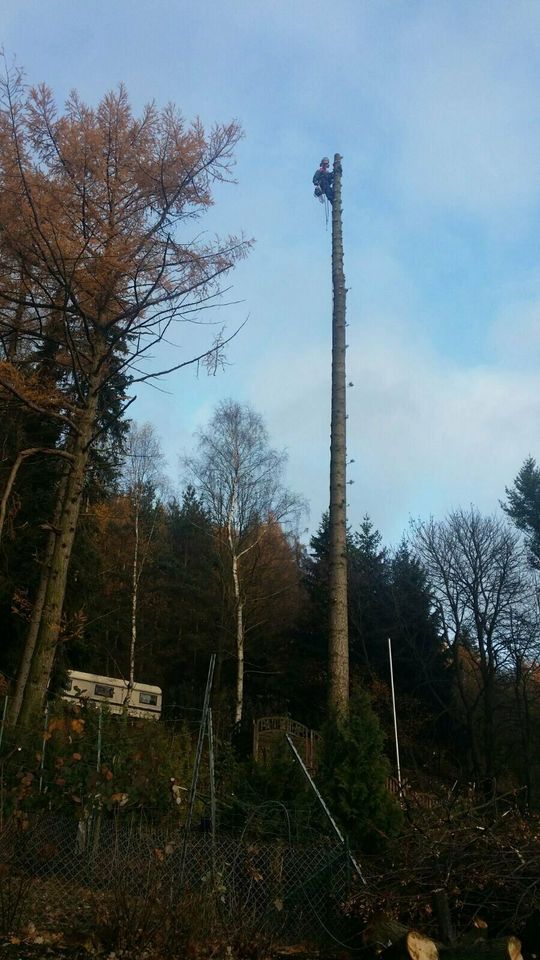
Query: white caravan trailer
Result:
<box><xmin>63</xmin><ymin>670</ymin><xmax>162</xmax><ymax>719</ymax></box>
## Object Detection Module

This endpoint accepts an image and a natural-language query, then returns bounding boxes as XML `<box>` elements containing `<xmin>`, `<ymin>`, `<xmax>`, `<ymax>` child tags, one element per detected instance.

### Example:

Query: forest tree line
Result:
<box><xmin>3</xmin><ymin>389</ymin><xmax>540</xmax><ymax>803</ymax></box>
<box><xmin>2</xmin><ymin>69</ymin><xmax>540</xmax><ymax>810</ymax></box>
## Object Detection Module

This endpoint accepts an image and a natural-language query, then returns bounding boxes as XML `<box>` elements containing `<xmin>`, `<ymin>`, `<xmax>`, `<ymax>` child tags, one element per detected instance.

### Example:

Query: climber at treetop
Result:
<box><xmin>313</xmin><ymin>156</ymin><xmax>334</xmax><ymax>204</ymax></box>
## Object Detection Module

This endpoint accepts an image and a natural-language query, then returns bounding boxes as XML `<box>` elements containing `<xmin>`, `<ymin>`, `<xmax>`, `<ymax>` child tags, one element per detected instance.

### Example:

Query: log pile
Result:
<box><xmin>363</xmin><ymin>913</ymin><xmax>523</xmax><ymax>960</ymax></box>
<box><xmin>380</xmin><ymin>931</ymin><xmax>522</xmax><ymax>960</ymax></box>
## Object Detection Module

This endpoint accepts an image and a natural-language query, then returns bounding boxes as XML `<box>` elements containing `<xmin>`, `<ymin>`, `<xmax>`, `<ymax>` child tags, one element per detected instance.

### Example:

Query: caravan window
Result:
<box><xmin>94</xmin><ymin>683</ymin><xmax>114</xmax><ymax>698</ymax></box>
<box><xmin>139</xmin><ymin>691</ymin><xmax>158</xmax><ymax>706</ymax></box>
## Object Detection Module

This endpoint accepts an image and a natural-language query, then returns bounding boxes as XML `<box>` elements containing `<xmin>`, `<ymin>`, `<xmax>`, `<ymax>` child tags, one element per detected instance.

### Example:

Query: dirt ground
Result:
<box><xmin>0</xmin><ymin>937</ymin><xmax>324</xmax><ymax>959</ymax></box>
<box><xmin>0</xmin><ymin>949</ymin><xmax>323</xmax><ymax>960</ymax></box>
<box><xmin>0</xmin><ymin>943</ymin><xmax>93</xmax><ymax>960</ymax></box>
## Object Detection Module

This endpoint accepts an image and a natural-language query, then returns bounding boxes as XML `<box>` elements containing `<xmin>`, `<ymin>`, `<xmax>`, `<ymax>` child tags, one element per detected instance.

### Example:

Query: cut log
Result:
<box><xmin>442</xmin><ymin>935</ymin><xmax>522</xmax><ymax>960</ymax></box>
<box><xmin>381</xmin><ymin>933</ymin><xmax>521</xmax><ymax>960</ymax></box>
<box><xmin>380</xmin><ymin>930</ymin><xmax>438</xmax><ymax>960</ymax></box>
<box><xmin>363</xmin><ymin>914</ymin><xmax>521</xmax><ymax>960</ymax></box>
<box><xmin>508</xmin><ymin>937</ymin><xmax>524</xmax><ymax>960</ymax></box>
<box><xmin>409</xmin><ymin>931</ymin><xmax>440</xmax><ymax>960</ymax></box>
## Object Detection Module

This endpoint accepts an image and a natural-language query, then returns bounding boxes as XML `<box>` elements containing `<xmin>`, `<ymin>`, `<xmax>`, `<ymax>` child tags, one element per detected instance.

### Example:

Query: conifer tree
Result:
<box><xmin>318</xmin><ymin>688</ymin><xmax>402</xmax><ymax>851</ymax></box>
<box><xmin>503</xmin><ymin>457</ymin><xmax>540</xmax><ymax>568</ymax></box>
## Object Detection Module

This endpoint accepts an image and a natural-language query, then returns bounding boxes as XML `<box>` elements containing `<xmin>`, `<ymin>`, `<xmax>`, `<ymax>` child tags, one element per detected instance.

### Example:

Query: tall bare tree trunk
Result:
<box><xmin>328</xmin><ymin>153</ymin><xmax>349</xmax><ymax>717</ymax></box>
<box><xmin>9</xmin><ymin>466</ymin><xmax>71</xmax><ymax>726</ymax></box>
<box><xmin>231</xmin><ymin>549</ymin><xmax>244</xmax><ymax>724</ymax></box>
<box><xmin>226</xmin><ymin>490</ymin><xmax>245</xmax><ymax>724</ymax></box>
<box><xmin>213</xmin><ymin>579</ymin><xmax>227</xmax><ymax>725</ymax></box>
<box><xmin>124</xmin><ymin>500</ymin><xmax>140</xmax><ymax>709</ymax></box>
<box><xmin>17</xmin><ymin>374</ymin><xmax>102</xmax><ymax>727</ymax></box>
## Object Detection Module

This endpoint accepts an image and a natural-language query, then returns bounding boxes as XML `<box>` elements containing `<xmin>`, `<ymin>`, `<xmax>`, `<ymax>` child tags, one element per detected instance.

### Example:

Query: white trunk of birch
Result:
<box><xmin>125</xmin><ymin>499</ymin><xmax>140</xmax><ymax>709</ymax></box>
<box><xmin>227</xmin><ymin>482</ymin><xmax>245</xmax><ymax>725</ymax></box>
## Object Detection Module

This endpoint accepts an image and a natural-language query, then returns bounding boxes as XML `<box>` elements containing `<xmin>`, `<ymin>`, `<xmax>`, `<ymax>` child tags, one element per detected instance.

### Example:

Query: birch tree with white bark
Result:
<box><xmin>185</xmin><ymin>400</ymin><xmax>303</xmax><ymax>724</ymax></box>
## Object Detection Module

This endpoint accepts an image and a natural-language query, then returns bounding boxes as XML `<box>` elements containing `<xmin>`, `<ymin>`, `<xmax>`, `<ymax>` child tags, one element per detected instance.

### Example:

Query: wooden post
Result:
<box><xmin>328</xmin><ymin>153</ymin><xmax>349</xmax><ymax>717</ymax></box>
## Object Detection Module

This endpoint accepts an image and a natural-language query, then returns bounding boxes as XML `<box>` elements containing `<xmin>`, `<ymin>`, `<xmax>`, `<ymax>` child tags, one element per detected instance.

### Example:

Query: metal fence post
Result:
<box><xmin>96</xmin><ymin>705</ymin><xmax>102</xmax><ymax>771</ymax></box>
<box><xmin>178</xmin><ymin>654</ymin><xmax>216</xmax><ymax>888</ymax></box>
<box><xmin>207</xmin><ymin>707</ymin><xmax>217</xmax><ymax>881</ymax></box>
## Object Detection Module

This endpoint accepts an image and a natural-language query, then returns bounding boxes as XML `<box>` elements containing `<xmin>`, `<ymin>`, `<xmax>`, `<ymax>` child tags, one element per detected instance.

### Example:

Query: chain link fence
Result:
<box><xmin>0</xmin><ymin>812</ymin><xmax>356</xmax><ymax>945</ymax></box>
<box><xmin>0</xmin><ymin>693</ymin><xmax>361</xmax><ymax>950</ymax></box>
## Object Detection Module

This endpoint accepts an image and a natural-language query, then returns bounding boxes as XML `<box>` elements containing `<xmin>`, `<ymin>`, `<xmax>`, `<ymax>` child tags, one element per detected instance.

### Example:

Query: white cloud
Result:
<box><xmin>9</xmin><ymin>0</ymin><xmax>539</xmax><ymax>547</ymax></box>
<box><xmin>339</xmin><ymin>2</ymin><xmax>540</xmax><ymax>223</ymax></box>
<box><xmin>244</xmin><ymin>298</ymin><xmax>540</xmax><ymax>544</ymax></box>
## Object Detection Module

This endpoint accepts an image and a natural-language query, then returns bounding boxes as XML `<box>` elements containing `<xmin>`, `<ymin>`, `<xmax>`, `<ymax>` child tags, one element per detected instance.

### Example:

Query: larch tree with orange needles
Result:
<box><xmin>0</xmin><ymin>64</ymin><xmax>250</xmax><ymax>725</ymax></box>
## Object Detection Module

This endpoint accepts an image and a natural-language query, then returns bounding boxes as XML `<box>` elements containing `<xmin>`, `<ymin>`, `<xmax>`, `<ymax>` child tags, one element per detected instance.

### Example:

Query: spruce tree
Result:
<box><xmin>349</xmin><ymin>517</ymin><xmax>393</xmax><ymax>678</ymax></box>
<box><xmin>318</xmin><ymin>688</ymin><xmax>402</xmax><ymax>851</ymax></box>
<box><xmin>503</xmin><ymin>457</ymin><xmax>540</xmax><ymax>568</ymax></box>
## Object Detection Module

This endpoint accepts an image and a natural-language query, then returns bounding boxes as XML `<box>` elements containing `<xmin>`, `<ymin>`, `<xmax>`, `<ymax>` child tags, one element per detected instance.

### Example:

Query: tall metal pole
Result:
<box><xmin>328</xmin><ymin>153</ymin><xmax>349</xmax><ymax>717</ymax></box>
<box><xmin>388</xmin><ymin>637</ymin><xmax>402</xmax><ymax>788</ymax></box>
<box><xmin>207</xmin><ymin>707</ymin><xmax>217</xmax><ymax>881</ymax></box>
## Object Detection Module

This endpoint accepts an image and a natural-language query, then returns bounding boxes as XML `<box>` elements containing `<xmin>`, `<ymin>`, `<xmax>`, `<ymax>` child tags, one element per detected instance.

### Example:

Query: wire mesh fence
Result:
<box><xmin>0</xmin><ymin>693</ymin><xmax>360</xmax><ymax>949</ymax></box>
<box><xmin>0</xmin><ymin>812</ymin><xmax>355</xmax><ymax>944</ymax></box>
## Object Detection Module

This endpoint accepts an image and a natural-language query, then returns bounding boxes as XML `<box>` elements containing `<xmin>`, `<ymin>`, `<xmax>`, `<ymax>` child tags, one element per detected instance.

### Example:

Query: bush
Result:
<box><xmin>0</xmin><ymin>701</ymin><xmax>194</xmax><ymax>823</ymax></box>
<box><xmin>221</xmin><ymin>749</ymin><xmax>319</xmax><ymax>842</ymax></box>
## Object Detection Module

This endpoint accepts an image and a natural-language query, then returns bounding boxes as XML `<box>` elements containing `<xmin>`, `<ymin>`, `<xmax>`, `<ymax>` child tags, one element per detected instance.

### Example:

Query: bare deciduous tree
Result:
<box><xmin>413</xmin><ymin>508</ymin><xmax>528</xmax><ymax>782</ymax></box>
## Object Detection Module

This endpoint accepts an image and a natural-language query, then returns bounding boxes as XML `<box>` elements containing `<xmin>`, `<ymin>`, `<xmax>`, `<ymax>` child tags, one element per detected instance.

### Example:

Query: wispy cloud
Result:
<box><xmin>5</xmin><ymin>0</ymin><xmax>540</xmax><ymax>543</ymax></box>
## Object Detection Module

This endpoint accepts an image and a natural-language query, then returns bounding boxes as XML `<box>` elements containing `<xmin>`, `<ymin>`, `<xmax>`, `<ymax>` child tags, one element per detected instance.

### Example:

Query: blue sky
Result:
<box><xmin>4</xmin><ymin>0</ymin><xmax>540</xmax><ymax>544</ymax></box>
